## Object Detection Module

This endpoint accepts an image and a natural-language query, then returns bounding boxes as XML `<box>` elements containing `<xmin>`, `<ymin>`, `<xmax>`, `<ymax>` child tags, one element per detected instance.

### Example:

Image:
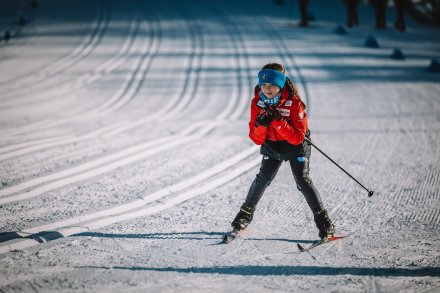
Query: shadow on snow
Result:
<box><xmin>73</xmin><ymin>231</ymin><xmax>316</xmax><ymax>244</ymax></box>
<box><xmin>74</xmin><ymin>264</ymin><xmax>440</xmax><ymax>277</ymax></box>
<box><xmin>0</xmin><ymin>230</ymin><xmax>316</xmax><ymax>245</ymax></box>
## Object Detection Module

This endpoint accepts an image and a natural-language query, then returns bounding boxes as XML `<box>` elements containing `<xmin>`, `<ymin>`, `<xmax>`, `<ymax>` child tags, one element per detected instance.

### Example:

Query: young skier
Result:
<box><xmin>231</xmin><ymin>63</ymin><xmax>335</xmax><ymax>240</ymax></box>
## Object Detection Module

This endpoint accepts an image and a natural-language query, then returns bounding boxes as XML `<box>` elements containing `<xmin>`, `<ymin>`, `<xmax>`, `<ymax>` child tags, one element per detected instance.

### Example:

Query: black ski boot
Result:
<box><xmin>231</xmin><ymin>204</ymin><xmax>255</xmax><ymax>230</ymax></box>
<box><xmin>314</xmin><ymin>209</ymin><xmax>335</xmax><ymax>239</ymax></box>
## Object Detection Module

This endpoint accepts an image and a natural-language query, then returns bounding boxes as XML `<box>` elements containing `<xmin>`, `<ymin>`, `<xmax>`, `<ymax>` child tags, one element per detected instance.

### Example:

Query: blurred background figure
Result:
<box><xmin>394</xmin><ymin>0</ymin><xmax>407</xmax><ymax>31</ymax></box>
<box><xmin>370</xmin><ymin>0</ymin><xmax>406</xmax><ymax>31</ymax></box>
<box><xmin>298</xmin><ymin>0</ymin><xmax>310</xmax><ymax>26</ymax></box>
<box><xmin>345</xmin><ymin>0</ymin><xmax>360</xmax><ymax>27</ymax></box>
<box><xmin>370</xmin><ymin>0</ymin><xmax>387</xmax><ymax>29</ymax></box>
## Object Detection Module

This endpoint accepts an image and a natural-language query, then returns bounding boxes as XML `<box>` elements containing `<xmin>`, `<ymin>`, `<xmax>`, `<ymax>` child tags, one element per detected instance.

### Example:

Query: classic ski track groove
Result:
<box><xmin>213</xmin><ymin>1</ymin><xmax>252</xmax><ymax>121</ymax></box>
<box><xmin>0</xmin><ymin>0</ymin><xmax>202</xmax><ymax>160</ymax></box>
<box><xmin>99</xmin><ymin>9</ymin><xmax>201</xmax><ymax>137</ymax></box>
<box><xmin>2</xmin><ymin>16</ymin><xmax>140</xmax><ymax>109</ymax></box>
<box><xmin>0</xmin><ymin>150</ymin><xmax>260</xmax><ymax>253</ymax></box>
<box><xmin>0</xmin><ymin>2</ymin><xmax>201</xmax><ymax>166</ymax></box>
<box><xmin>0</xmin><ymin>0</ymin><xmax>104</xmax><ymax>93</ymax></box>
<box><xmin>0</xmin><ymin>3</ymin><xmax>161</xmax><ymax>139</ymax></box>
<box><xmin>0</xmin><ymin>0</ymin><xmax>111</xmax><ymax>101</ymax></box>
<box><xmin>0</xmin><ymin>11</ymin><xmax>206</xmax><ymax>202</ymax></box>
<box><xmin>0</xmin><ymin>1</ymin><xmax>228</xmax><ymax>203</ymax></box>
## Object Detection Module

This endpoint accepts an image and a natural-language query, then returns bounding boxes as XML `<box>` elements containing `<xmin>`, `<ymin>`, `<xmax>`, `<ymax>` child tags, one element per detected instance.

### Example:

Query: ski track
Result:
<box><xmin>1</xmin><ymin>15</ymin><xmax>140</xmax><ymax>110</ymax></box>
<box><xmin>0</xmin><ymin>3</ymin><xmax>161</xmax><ymax>139</ymax></box>
<box><xmin>0</xmin><ymin>0</ymin><xmax>206</xmax><ymax>194</ymax></box>
<box><xmin>0</xmin><ymin>0</ymin><xmax>231</xmax><ymax>166</ymax></box>
<box><xmin>0</xmin><ymin>1</ymin><xmax>202</xmax><ymax>179</ymax></box>
<box><xmin>0</xmin><ymin>0</ymin><xmax>200</xmax><ymax>159</ymax></box>
<box><xmin>0</xmin><ymin>0</ymin><xmax>110</xmax><ymax>102</ymax></box>
<box><xmin>0</xmin><ymin>0</ymin><xmax>102</xmax><ymax>92</ymax></box>
<box><xmin>5</xmin><ymin>0</ymin><xmax>217</xmax><ymax>195</ymax></box>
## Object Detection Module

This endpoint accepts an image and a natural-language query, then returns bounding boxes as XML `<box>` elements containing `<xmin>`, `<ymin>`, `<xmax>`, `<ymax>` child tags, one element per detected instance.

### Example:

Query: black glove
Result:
<box><xmin>255</xmin><ymin>111</ymin><xmax>272</xmax><ymax>127</ymax></box>
<box><xmin>265</xmin><ymin>105</ymin><xmax>282</xmax><ymax>121</ymax></box>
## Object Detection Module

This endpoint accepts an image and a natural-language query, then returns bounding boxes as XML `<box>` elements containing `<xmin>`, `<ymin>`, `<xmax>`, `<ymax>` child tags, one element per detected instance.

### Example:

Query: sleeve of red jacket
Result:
<box><xmin>249</xmin><ymin>100</ymin><xmax>268</xmax><ymax>145</ymax></box>
<box><xmin>271</xmin><ymin>100</ymin><xmax>308</xmax><ymax>145</ymax></box>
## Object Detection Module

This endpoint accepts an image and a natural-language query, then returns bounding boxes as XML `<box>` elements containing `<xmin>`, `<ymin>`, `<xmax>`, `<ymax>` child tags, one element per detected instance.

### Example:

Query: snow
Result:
<box><xmin>1</xmin><ymin>0</ymin><xmax>439</xmax><ymax>291</ymax></box>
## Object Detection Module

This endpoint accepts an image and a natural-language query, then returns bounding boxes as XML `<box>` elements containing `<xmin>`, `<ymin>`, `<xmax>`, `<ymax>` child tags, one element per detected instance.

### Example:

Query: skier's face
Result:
<box><xmin>261</xmin><ymin>83</ymin><xmax>281</xmax><ymax>99</ymax></box>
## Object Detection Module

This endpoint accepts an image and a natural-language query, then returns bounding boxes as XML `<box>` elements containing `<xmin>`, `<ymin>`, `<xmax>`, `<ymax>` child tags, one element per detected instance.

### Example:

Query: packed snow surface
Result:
<box><xmin>1</xmin><ymin>0</ymin><xmax>439</xmax><ymax>292</ymax></box>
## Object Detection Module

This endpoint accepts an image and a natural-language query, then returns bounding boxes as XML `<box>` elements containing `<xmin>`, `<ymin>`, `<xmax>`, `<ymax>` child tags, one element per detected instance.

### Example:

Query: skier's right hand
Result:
<box><xmin>265</xmin><ymin>105</ymin><xmax>282</xmax><ymax>121</ymax></box>
<box><xmin>255</xmin><ymin>111</ymin><xmax>272</xmax><ymax>127</ymax></box>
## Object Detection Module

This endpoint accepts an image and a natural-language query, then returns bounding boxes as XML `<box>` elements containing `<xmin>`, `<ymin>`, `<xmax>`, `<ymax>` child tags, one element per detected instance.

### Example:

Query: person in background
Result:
<box><xmin>370</xmin><ymin>0</ymin><xmax>406</xmax><ymax>31</ymax></box>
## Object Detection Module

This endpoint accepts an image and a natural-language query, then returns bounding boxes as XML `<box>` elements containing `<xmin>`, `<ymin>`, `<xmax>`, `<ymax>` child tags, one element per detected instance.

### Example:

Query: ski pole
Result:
<box><xmin>267</xmin><ymin>106</ymin><xmax>374</xmax><ymax>197</ymax></box>
<box><xmin>304</xmin><ymin>138</ymin><xmax>374</xmax><ymax>197</ymax></box>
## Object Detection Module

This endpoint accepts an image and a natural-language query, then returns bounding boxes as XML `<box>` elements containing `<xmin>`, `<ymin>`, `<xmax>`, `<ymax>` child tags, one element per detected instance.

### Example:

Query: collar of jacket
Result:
<box><xmin>254</xmin><ymin>86</ymin><xmax>292</xmax><ymax>102</ymax></box>
<box><xmin>254</xmin><ymin>86</ymin><xmax>293</xmax><ymax>109</ymax></box>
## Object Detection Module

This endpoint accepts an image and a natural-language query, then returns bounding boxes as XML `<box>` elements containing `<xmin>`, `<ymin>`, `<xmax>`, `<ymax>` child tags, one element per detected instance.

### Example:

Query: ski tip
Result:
<box><xmin>297</xmin><ymin>243</ymin><xmax>305</xmax><ymax>252</ymax></box>
<box><xmin>328</xmin><ymin>235</ymin><xmax>349</xmax><ymax>241</ymax></box>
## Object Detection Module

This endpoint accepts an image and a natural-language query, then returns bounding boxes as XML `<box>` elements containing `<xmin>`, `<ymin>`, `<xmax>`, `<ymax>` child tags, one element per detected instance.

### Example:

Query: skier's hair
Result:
<box><xmin>260</xmin><ymin>63</ymin><xmax>306</xmax><ymax>109</ymax></box>
<box><xmin>262</xmin><ymin>63</ymin><xmax>285</xmax><ymax>74</ymax></box>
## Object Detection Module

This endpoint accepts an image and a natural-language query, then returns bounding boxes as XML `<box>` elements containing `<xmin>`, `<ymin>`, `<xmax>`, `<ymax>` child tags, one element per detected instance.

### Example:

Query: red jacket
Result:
<box><xmin>249</xmin><ymin>86</ymin><xmax>308</xmax><ymax>147</ymax></box>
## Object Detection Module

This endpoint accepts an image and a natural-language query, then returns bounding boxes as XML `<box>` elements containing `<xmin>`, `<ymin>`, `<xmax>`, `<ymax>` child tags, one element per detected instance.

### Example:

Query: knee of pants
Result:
<box><xmin>255</xmin><ymin>173</ymin><xmax>274</xmax><ymax>187</ymax></box>
<box><xmin>294</xmin><ymin>173</ymin><xmax>313</xmax><ymax>191</ymax></box>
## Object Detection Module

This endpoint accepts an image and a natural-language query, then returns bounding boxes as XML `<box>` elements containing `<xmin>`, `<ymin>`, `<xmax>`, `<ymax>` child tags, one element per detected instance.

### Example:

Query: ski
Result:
<box><xmin>297</xmin><ymin>235</ymin><xmax>348</xmax><ymax>252</ymax></box>
<box><xmin>222</xmin><ymin>228</ymin><xmax>241</xmax><ymax>244</ymax></box>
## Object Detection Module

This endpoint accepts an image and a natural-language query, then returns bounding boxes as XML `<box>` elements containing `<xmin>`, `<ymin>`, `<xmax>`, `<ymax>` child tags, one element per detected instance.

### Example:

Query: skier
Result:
<box><xmin>230</xmin><ymin>63</ymin><xmax>335</xmax><ymax>240</ymax></box>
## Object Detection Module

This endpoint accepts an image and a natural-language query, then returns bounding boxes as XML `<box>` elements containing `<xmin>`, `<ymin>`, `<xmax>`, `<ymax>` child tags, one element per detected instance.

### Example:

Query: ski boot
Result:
<box><xmin>313</xmin><ymin>209</ymin><xmax>335</xmax><ymax>240</ymax></box>
<box><xmin>231</xmin><ymin>204</ymin><xmax>255</xmax><ymax>230</ymax></box>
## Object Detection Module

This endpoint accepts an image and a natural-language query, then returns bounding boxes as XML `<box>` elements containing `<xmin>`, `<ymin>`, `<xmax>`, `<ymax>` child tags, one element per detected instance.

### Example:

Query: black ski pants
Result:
<box><xmin>244</xmin><ymin>143</ymin><xmax>324</xmax><ymax>213</ymax></box>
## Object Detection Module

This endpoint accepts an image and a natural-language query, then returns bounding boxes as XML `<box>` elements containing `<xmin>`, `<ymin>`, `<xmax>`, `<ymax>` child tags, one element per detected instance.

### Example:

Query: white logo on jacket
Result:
<box><xmin>257</xmin><ymin>100</ymin><xmax>265</xmax><ymax>108</ymax></box>
<box><xmin>285</xmin><ymin>100</ymin><xmax>292</xmax><ymax>107</ymax></box>
<box><xmin>278</xmin><ymin>108</ymin><xmax>290</xmax><ymax>116</ymax></box>
<box><xmin>298</xmin><ymin>112</ymin><xmax>304</xmax><ymax>120</ymax></box>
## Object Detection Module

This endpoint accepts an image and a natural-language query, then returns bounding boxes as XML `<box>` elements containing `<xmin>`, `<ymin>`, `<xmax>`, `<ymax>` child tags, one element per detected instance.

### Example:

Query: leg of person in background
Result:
<box><xmin>346</xmin><ymin>0</ymin><xmax>360</xmax><ymax>28</ymax></box>
<box><xmin>298</xmin><ymin>0</ymin><xmax>309</xmax><ymax>27</ymax></box>
<box><xmin>394</xmin><ymin>0</ymin><xmax>406</xmax><ymax>31</ymax></box>
<box><xmin>353</xmin><ymin>0</ymin><xmax>359</xmax><ymax>26</ymax></box>
<box><xmin>370</xmin><ymin>0</ymin><xmax>387</xmax><ymax>29</ymax></box>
